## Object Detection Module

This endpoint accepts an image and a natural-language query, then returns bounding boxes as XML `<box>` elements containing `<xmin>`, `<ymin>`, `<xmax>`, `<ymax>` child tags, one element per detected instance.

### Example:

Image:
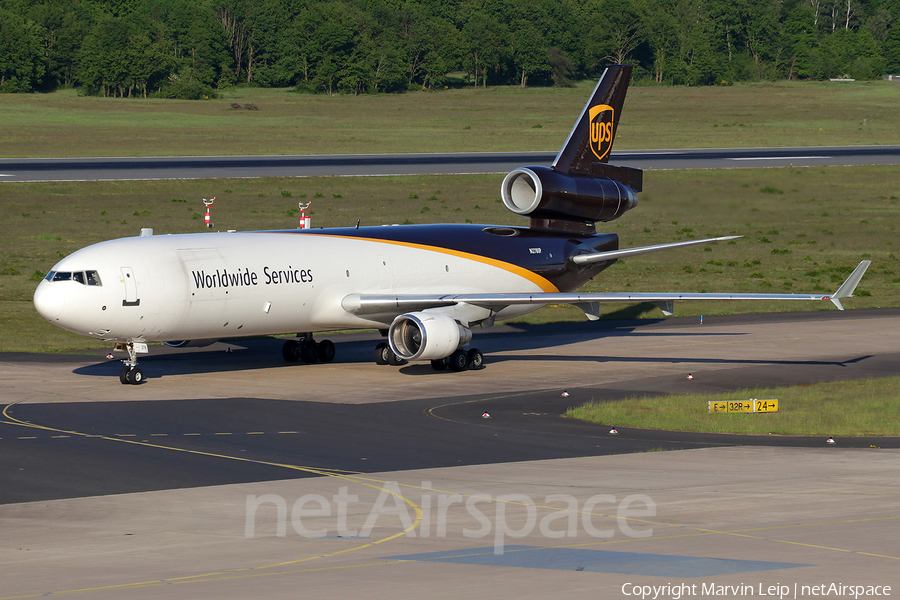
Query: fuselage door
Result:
<box><xmin>121</xmin><ymin>267</ymin><xmax>140</xmax><ymax>306</ymax></box>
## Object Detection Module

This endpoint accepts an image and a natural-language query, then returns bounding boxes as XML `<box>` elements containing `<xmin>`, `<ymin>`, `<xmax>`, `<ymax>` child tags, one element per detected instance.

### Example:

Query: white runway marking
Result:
<box><xmin>728</xmin><ymin>156</ymin><xmax>830</xmax><ymax>161</ymax></box>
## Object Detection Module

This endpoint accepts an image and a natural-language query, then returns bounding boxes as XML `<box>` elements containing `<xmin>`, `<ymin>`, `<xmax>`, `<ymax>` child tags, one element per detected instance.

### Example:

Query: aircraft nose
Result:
<box><xmin>33</xmin><ymin>280</ymin><xmax>64</xmax><ymax>322</ymax></box>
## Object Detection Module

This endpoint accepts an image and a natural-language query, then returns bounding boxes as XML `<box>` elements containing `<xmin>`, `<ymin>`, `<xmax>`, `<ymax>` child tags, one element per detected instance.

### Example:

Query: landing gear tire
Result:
<box><xmin>375</xmin><ymin>343</ymin><xmax>390</xmax><ymax>365</ymax></box>
<box><xmin>299</xmin><ymin>340</ymin><xmax>319</xmax><ymax>363</ymax></box>
<box><xmin>466</xmin><ymin>348</ymin><xmax>484</xmax><ymax>370</ymax></box>
<box><xmin>430</xmin><ymin>358</ymin><xmax>448</xmax><ymax>371</ymax></box>
<box><xmin>448</xmin><ymin>349</ymin><xmax>469</xmax><ymax>372</ymax></box>
<box><xmin>120</xmin><ymin>366</ymin><xmax>144</xmax><ymax>385</ymax></box>
<box><xmin>118</xmin><ymin>342</ymin><xmax>145</xmax><ymax>384</ymax></box>
<box><xmin>374</xmin><ymin>343</ymin><xmax>404</xmax><ymax>366</ymax></box>
<box><xmin>388</xmin><ymin>350</ymin><xmax>405</xmax><ymax>366</ymax></box>
<box><xmin>129</xmin><ymin>367</ymin><xmax>144</xmax><ymax>384</ymax></box>
<box><xmin>282</xmin><ymin>340</ymin><xmax>300</xmax><ymax>362</ymax></box>
<box><xmin>317</xmin><ymin>339</ymin><xmax>336</xmax><ymax>363</ymax></box>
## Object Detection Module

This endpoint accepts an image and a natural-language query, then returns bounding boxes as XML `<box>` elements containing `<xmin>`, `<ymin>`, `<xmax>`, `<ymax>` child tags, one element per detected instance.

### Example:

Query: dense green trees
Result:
<box><xmin>1</xmin><ymin>0</ymin><xmax>899</xmax><ymax>95</ymax></box>
<box><xmin>0</xmin><ymin>5</ymin><xmax>45</xmax><ymax>91</ymax></box>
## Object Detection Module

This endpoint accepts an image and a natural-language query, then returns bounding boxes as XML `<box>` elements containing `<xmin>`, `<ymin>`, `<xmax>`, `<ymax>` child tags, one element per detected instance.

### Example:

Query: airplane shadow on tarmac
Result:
<box><xmin>396</xmin><ymin>353</ymin><xmax>873</xmax><ymax>376</ymax></box>
<box><xmin>67</xmin><ymin>317</ymin><xmax>868</xmax><ymax>380</ymax></box>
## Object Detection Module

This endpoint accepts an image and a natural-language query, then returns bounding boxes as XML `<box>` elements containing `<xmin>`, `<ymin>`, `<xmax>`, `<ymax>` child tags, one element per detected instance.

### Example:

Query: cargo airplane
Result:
<box><xmin>33</xmin><ymin>65</ymin><xmax>870</xmax><ymax>384</ymax></box>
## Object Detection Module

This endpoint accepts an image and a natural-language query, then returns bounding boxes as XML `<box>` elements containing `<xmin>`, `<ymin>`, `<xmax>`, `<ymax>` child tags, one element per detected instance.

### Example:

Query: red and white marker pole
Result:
<box><xmin>203</xmin><ymin>197</ymin><xmax>215</xmax><ymax>228</ymax></box>
<box><xmin>299</xmin><ymin>201</ymin><xmax>311</xmax><ymax>229</ymax></box>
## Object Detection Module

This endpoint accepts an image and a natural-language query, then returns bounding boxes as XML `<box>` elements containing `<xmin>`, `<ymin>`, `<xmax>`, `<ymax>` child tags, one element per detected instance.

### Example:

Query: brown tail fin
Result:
<box><xmin>551</xmin><ymin>65</ymin><xmax>641</xmax><ymax>191</ymax></box>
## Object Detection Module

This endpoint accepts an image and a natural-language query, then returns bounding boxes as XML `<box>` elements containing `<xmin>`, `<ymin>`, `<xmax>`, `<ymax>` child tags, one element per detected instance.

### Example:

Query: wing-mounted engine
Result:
<box><xmin>388</xmin><ymin>312</ymin><xmax>472</xmax><ymax>361</ymax></box>
<box><xmin>501</xmin><ymin>165</ymin><xmax>639</xmax><ymax>233</ymax></box>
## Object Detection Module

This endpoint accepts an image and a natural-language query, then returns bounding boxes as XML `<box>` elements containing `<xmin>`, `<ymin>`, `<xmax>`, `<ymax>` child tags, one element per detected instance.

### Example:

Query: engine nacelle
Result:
<box><xmin>501</xmin><ymin>166</ymin><xmax>638</xmax><ymax>224</ymax></box>
<box><xmin>163</xmin><ymin>339</ymin><xmax>218</xmax><ymax>348</ymax></box>
<box><xmin>388</xmin><ymin>312</ymin><xmax>472</xmax><ymax>361</ymax></box>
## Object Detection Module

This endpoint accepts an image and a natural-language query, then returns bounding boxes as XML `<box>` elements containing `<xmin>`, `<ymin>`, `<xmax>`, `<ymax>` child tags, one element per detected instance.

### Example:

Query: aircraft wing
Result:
<box><xmin>342</xmin><ymin>261</ymin><xmax>871</xmax><ymax>320</ymax></box>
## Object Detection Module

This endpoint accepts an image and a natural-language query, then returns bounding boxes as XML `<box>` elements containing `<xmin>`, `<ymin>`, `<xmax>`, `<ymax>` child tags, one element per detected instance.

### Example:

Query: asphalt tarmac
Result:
<box><xmin>2</xmin><ymin>309</ymin><xmax>898</xmax><ymax>506</ymax></box>
<box><xmin>2</xmin><ymin>309</ymin><xmax>899</xmax><ymax>599</ymax></box>
<box><xmin>2</xmin><ymin>145</ymin><xmax>899</xmax><ymax>182</ymax></box>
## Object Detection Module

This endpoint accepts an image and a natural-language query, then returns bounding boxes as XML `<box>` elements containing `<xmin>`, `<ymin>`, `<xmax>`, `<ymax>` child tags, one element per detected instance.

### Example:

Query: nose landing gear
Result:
<box><xmin>119</xmin><ymin>365</ymin><xmax>144</xmax><ymax>384</ymax></box>
<box><xmin>118</xmin><ymin>342</ymin><xmax>145</xmax><ymax>385</ymax></box>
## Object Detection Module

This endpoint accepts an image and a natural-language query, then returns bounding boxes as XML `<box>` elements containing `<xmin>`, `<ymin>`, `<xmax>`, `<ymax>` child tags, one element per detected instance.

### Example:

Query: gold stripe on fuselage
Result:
<box><xmin>269</xmin><ymin>231</ymin><xmax>559</xmax><ymax>293</ymax></box>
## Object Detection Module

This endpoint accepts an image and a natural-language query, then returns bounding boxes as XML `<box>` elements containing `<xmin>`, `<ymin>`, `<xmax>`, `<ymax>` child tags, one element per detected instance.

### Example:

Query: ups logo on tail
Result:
<box><xmin>588</xmin><ymin>104</ymin><xmax>614</xmax><ymax>161</ymax></box>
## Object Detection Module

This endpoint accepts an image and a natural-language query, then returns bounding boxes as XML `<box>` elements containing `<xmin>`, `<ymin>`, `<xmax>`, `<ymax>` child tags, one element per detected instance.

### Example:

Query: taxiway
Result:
<box><xmin>1</xmin><ymin>309</ymin><xmax>899</xmax><ymax>599</ymax></box>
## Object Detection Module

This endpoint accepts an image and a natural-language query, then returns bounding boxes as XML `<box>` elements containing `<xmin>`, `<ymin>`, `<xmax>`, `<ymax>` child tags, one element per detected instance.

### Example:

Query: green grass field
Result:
<box><xmin>1</xmin><ymin>165</ymin><xmax>897</xmax><ymax>351</ymax></box>
<box><xmin>566</xmin><ymin>377</ymin><xmax>900</xmax><ymax>437</ymax></box>
<box><xmin>1</xmin><ymin>80</ymin><xmax>899</xmax><ymax>158</ymax></box>
<box><xmin>1</xmin><ymin>80</ymin><xmax>899</xmax><ymax>352</ymax></box>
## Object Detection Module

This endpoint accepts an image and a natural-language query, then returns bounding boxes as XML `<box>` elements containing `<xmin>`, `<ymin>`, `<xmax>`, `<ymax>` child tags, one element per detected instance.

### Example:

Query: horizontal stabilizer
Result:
<box><xmin>570</xmin><ymin>236</ymin><xmax>742</xmax><ymax>266</ymax></box>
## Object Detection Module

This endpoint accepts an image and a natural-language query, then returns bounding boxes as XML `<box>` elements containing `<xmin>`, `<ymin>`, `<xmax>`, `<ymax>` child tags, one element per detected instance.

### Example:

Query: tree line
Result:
<box><xmin>1</xmin><ymin>0</ymin><xmax>898</xmax><ymax>97</ymax></box>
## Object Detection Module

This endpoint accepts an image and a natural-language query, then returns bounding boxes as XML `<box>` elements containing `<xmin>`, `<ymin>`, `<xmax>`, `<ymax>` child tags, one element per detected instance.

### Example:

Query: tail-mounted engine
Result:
<box><xmin>501</xmin><ymin>165</ymin><xmax>640</xmax><ymax>233</ymax></box>
<box><xmin>389</xmin><ymin>312</ymin><xmax>472</xmax><ymax>361</ymax></box>
<box><xmin>504</xmin><ymin>65</ymin><xmax>642</xmax><ymax>233</ymax></box>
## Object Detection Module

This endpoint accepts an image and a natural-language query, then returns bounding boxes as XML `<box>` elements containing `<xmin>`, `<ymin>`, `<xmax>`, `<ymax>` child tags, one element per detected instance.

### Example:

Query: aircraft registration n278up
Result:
<box><xmin>33</xmin><ymin>65</ymin><xmax>870</xmax><ymax>385</ymax></box>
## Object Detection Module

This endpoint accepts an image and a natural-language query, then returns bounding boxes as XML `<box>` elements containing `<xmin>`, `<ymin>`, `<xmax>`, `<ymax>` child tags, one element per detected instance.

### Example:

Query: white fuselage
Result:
<box><xmin>33</xmin><ymin>230</ymin><xmax>553</xmax><ymax>344</ymax></box>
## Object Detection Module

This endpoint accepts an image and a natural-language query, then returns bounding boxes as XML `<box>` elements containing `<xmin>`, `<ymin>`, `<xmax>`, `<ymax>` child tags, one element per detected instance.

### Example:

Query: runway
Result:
<box><xmin>2</xmin><ymin>145</ymin><xmax>899</xmax><ymax>182</ymax></box>
<box><xmin>1</xmin><ymin>309</ymin><xmax>899</xmax><ymax>598</ymax></box>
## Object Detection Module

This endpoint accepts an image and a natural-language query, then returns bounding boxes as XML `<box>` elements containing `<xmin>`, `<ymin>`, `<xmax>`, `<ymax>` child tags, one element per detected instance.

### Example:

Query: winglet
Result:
<box><xmin>828</xmin><ymin>260</ymin><xmax>871</xmax><ymax>310</ymax></box>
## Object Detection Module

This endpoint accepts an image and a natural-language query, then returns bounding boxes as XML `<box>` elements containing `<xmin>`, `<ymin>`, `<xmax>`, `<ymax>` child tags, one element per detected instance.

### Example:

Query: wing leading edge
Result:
<box><xmin>342</xmin><ymin>261</ymin><xmax>871</xmax><ymax>321</ymax></box>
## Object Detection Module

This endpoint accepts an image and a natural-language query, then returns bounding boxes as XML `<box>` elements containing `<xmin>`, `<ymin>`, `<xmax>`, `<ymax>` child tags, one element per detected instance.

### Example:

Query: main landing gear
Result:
<box><xmin>430</xmin><ymin>347</ymin><xmax>485</xmax><ymax>372</ymax></box>
<box><xmin>282</xmin><ymin>334</ymin><xmax>336</xmax><ymax>364</ymax></box>
<box><xmin>373</xmin><ymin>344</ymin><xmax>485</xmax><ymax>372</ymax></box>
<box><xmin>119</xmin><ymin>342</ymin><xmax>144</xmax><ymax>385</ymax></box>
<box><xmin>374</xmin><ymin>342</ymin><xmax>406</xmax><ymax>366</ymax></box>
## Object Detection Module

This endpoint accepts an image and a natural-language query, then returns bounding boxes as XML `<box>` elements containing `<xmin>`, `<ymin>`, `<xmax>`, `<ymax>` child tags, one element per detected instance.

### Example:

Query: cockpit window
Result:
<box><xmin>48</xmin><ymin>270</ymin><xmax>102</xmax><ymax>286</ymax></box>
